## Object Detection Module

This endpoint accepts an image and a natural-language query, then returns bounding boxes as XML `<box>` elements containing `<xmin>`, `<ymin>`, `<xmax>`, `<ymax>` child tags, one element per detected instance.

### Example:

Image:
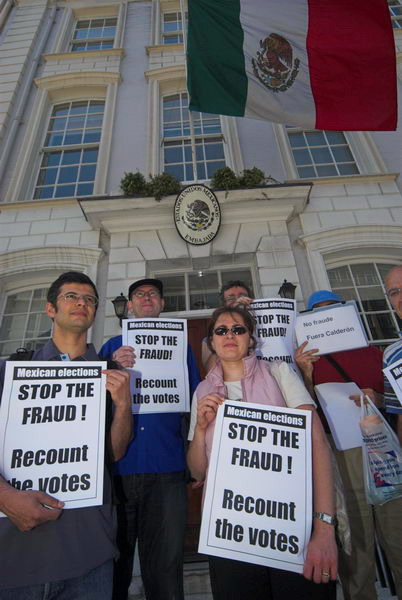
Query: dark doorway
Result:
<box><xmin>185</xmin><ymin>317</ymin><xmax>210</xmax><ymax>561</ymax></box>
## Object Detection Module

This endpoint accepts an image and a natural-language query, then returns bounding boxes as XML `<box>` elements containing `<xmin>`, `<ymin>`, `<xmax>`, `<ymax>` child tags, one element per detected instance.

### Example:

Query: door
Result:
<box><xmin>185</xmin><ymin>318</ymin><xmax>210</xmax><ymax>560</ymax></box>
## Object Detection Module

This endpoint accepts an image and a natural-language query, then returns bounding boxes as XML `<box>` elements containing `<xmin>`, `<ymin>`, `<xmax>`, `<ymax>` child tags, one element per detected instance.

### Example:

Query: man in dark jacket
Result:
<box><xmin>0</xmin><ymin>271</ymin><xmax>132</xmax><ymax>599</ymax></box>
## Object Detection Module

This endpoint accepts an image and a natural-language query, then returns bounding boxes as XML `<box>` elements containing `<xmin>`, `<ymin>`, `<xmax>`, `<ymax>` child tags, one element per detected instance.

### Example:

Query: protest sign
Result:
<box><xmin>383</xmin><ymin>357</ymin><xmax>402</xmax><ymax>406</ymax></box>
<box><xmin>251</xmin><ymin>299</ymin><xmax>296</xmax><ymax>366</ymax></box>
<box><xmin>295</xmin><ymin>301</ymin><xmax>368</xmax><ymax>355</ymax></box>
<box><xmin>199</xmin><ymin>401</ymin><xmax>312</xmax><ymax>573</ymax></box>
<box><xmin>123</xmin><ymin>318</ymin><xmax>189</xmax><ymax>414</ymax></box>
<box><xmin>0</xmin><ymin>361</ymin><xmax>106</xmax><ymax>514</ymax></box>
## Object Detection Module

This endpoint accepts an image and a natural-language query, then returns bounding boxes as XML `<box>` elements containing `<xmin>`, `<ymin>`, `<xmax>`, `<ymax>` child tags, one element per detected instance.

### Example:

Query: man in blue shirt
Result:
<box><xmin>100</xmin><ymin>278</ymin><xmax>200</xmax><ymax>600</ymax></box>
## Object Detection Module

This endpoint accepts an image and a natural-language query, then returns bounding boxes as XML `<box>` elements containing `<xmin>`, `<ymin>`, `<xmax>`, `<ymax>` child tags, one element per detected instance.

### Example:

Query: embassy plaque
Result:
<box><xmin>174</xmin><ymin>184</ymin><xmax>221</xmax><ymax>245</ymax></box>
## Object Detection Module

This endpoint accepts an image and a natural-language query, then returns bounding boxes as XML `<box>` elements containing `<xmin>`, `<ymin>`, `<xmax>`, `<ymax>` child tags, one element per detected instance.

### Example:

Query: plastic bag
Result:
<box><xmin>359</xmin><ymin>395</ymin><xmax>402</xmax><ymax>505</ymax></box>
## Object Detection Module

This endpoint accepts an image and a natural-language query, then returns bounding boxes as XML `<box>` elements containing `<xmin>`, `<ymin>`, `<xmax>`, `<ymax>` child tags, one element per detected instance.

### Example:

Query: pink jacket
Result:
<box><xmin>196</xmin><ymin>353</ymin><xmax>286</xmax><ymax>462</ymax></box>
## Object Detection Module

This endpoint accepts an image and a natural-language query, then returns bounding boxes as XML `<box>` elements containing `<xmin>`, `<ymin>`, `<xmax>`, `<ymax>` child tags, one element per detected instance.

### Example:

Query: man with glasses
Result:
<box><xmin>202</xmin><ymin>280</ymin><xmax>254</xmax><ymax>372</ymax></box>
<box><xmin>0</xmin><ymin>271</ymin><xmax>132</xmax><ymax>599</ymax></box>
<box><xmin>383</xmin><ymin>265</ymin><xmax>402</xmax><ymax>445</ymax></box>
<box><xmin>100</xmin><ymin>278</ymin><xmax>200</xmax><ymax>600</ymax></box>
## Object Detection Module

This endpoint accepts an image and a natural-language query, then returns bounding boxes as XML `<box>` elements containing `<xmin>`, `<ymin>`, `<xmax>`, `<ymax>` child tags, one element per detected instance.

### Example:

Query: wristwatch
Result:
<box><xmin>313</xmin><ymin>511</ymin><xmax>337</xmax><ymax>526</ymax></box>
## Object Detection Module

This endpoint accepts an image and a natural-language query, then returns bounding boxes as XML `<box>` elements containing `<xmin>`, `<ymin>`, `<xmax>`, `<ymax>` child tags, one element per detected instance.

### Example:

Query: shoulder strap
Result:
<box><xmin>324</xmin><ymin>354</ymin><xmax>353</xmax><ymax>382</ymax></box>
<box><xmin>8</xmin><ymin>348</ymin><xmax>35</xmax><ymax>361</ymax></box>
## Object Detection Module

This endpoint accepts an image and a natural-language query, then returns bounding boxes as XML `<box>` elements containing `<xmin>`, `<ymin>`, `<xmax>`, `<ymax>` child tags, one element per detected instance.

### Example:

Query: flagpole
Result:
<box><xmin>179</xmin><ymin>0</ymin><xmax>198</xmax><ymax>182</ymax></box>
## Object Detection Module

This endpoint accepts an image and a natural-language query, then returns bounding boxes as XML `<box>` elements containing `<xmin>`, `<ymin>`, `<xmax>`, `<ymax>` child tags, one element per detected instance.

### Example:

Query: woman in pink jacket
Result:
<box><xmin>187</xmin><ymin>306</ymin><xmax>337</xmax><ymax>600</ymax></box>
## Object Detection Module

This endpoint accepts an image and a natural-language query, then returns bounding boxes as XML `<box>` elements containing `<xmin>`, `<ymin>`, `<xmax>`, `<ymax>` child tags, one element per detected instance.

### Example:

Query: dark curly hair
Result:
<box><xmin>206</xmin><ymin>306</ymin><xmax>257</xmax><ymax>354</ymax></box>
<box><xmin>47</xmin><ymin>271</ymin><xmax>99</xmax><ymax>310</ymax></box>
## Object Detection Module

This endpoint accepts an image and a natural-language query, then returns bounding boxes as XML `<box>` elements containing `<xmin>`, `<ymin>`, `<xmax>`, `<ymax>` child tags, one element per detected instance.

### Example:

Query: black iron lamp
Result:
<box><xmin>112</xmin><ymin>292</ymin><xmax>128</xmax><ymax>325</ymax></box>
<box><xmin>278</xmin><ymin>279</ymin><xmax>297</xmax><ymax>299</ymax></box>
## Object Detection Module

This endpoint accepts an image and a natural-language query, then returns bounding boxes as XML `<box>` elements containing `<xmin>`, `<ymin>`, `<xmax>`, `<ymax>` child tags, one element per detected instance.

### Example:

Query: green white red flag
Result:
<box><xmin>187</xmin><ymin>0</ymin><xmax>397</xmax><ymax>131</ymax></box>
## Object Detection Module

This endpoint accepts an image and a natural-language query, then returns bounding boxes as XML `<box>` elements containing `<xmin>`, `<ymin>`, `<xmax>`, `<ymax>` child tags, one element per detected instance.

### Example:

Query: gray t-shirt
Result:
<box><xmin>0</xmin><ymin>340</ymin><xmax>117</xmax><ymax>590</ymax></box>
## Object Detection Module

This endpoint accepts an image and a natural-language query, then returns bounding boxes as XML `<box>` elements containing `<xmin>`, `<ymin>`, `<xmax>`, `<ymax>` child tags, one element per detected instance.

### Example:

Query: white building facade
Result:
<box><xmin>1</xmin><ymin>0</ymin><xmax>402</xmax><ymax>360</ymax></box>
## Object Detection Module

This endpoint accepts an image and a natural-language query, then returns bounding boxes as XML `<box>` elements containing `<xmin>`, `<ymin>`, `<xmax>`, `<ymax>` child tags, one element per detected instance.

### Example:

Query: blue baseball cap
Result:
<box><xmin>307</xmin><ymin>290</ymin><xmax>342</xmax><ymax>310</ymax></box>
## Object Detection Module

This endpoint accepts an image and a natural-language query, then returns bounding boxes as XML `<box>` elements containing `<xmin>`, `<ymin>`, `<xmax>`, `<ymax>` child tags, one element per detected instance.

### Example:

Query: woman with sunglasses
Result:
<box><xmin>187</xmin><ymin>306</ymin><xmax>337</xmax><ymax>600</ymax></box>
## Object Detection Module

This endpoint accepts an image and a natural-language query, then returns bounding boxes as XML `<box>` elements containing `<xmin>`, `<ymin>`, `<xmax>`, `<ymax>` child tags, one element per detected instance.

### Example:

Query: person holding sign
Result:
<box><xmin>383</xmin><ymin>265</ymin><xmax>402</xmax><ymax>445</ymax></box>
<box><xmin>100</xmin><ymin>278</ymin><xmax>200</xmax><ymax>600</ymax></box>
<box><xmin>0</xmin><ymin>272</ymin><xmax>132</xmax><ymax>598</ymax></box>
<box><xmin>188</xmin><ymin>306</ymin><xmax>337</xmax><ymax>600</ymax></box>
<box><xmin>202</xmin><ymin>280</ymin><xmax>254</xmax><ymax>372</ymax></box>
<box><xmin>295</xmin><ymin>289</ymin><xmax>402</xmax><ymax>600</ymax></box>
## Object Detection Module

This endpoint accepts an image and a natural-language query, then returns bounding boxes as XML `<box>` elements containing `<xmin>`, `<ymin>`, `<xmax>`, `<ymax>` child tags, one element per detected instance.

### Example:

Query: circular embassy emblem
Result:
<box><xmin>174</xmin><ymin>184</ymin><xmax>221</xmax><ymax>245</ymax></box>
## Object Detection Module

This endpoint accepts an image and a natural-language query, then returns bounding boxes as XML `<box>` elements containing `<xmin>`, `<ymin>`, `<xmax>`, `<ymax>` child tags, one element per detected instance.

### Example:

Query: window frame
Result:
<box><xmin>0</xmin><ymin>286</ymin><xmax>52</xmax><ymax>359</ymax></box>
<box><xmin>286</xmin><ymin>127</ymin><xmax>360</xmax><ymax>179</ymax></box>
<box><xmin>273</xmin><ymin>124</ymin><xmax>386</xmax><ymax>181</ymax></box>
<box><xmin>388</xmin><ymin>0</ymin><xmax>402</xmax><ymax>28</ymax></box>
<box><xmin>4</xmin><ymin>71</ymin><xmax>120</xmax><ymax>203</ymax></box>
<box><xmin>161</xmin><ymin>91</ymin><xmax>227</xmax><ymax>183</ymax></box>
<box><xmin>326</xmin><ymin>262</ymin><xmax>401</xmax><ymax>346</ymax></box>
<box><xmin>161</xmin><ymin>11</ymin><xmax>186</xmax><ymax>44</ymax></box>
<box><xmin>33</xmin><ymin>99</ymin><xmax>105</xmax><ymax>200</ymax></box>
<box><xmin>69</xmin><ymin>16</ymin><xmax>118</xmax><ymax>52</ymax></box>
<box><xmin>150</xmin><ymin>260</ymin><xmax>257</xmax><ymax>317</ymax></box>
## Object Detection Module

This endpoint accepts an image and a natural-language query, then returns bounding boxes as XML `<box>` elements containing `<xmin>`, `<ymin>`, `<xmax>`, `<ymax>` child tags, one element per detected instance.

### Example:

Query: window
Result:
<box><xmin>327</xmin><ymin>263</ymin><xmax>401</xmax><ymax>345</ymax></box>
<box><xmin>33</xmin><ymin>100</ymin><xmax>104</xmax><ymax>199</ymax></box>
<box><xmin>162</xmin><ymin>93</ymin><xmax>226</xmax><ymax>182</ymax></box>
<box><xmin>0</xmin><ymin>288</ymin><xmax>52</xmax><ymax>358</ymax></box>
<box><xmin>70</xmin><ymin>17</ymin><xmax>117</xmax><ymax>51</ymax></box>
<box><xmin>162</xmin><ymin>12</ymin><xmax>186</xmax><ymax>44</ymax></box>
<box><xmin>156</xmin><ymin>268</ymin><xmax>254</xmax><ymax>312</ymax></box>
<box><xmin>287</xmin><ymin>128</ymin><xmax>360</xmax><ymax>179</ymax></box>
<box><xmin>388</xmin><ymin>0</ymin><xmax>402</xmax><ymax>28</ymax></box>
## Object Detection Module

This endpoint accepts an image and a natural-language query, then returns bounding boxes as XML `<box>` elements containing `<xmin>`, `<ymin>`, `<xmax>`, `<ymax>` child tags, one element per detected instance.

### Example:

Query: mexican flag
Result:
<box><xmin>187</xmin><ymin>0</ymin><xmax>397</xmax><ymax>131</ymax></box>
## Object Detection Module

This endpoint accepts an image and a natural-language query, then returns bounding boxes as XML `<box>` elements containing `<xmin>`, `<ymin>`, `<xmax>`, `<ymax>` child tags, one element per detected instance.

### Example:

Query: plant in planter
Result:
<box><xmin>238</xmin><ymin>167</ymin><xmax>266</xmax><ymax>187</ymax></box>
<box><xmin>211</xmin><ymin>167</ymin><xmax>239</xmax><ymax>190</ymax></box>
<box><xmin>120</xmin><ymin>171</ymin><xmax>181</xmax><ymax>201</ymax></box>
<box><xmin>120</xmin><ymin>171</ymin><xmax>147</xmax><ymax>196</ymax></box>
<box><xmin>146</xmin><ymin>172</ymin><xmax>182</xmax><ymax>202</ymax></box>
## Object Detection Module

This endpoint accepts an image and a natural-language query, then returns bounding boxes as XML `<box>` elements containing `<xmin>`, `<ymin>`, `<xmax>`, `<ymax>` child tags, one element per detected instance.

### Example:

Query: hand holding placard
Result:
<box><xmin>112</xmin><ymin>346</ymin><xmax>136</xmax><ymax>368</ymax></box>
<box><xmin>0</xmin><ymin>481</ymin><xmax>64</xmax><ymax>531</ymax></box>
<box><xmin>199</xmin><ymin>401</ymin><xmax>312</xmax><ymax>574</ymax></box>
<box><xmin>0</xmin><ymin>362</ymin><xmax>107</xmax><ymax>513</ymax></box>
<box><xmin>295</xmin><ymin>302</ymin><xmax>368</xmax><ymax>355</ymax></box>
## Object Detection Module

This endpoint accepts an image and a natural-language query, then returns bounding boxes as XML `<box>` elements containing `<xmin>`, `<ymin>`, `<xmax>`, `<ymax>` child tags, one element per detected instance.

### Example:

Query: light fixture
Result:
<box><xmin>278</xmin><ymin>279</ymin><xmax>297</xmax><ymax>299</ymax></box>
<box><xmin>112</xmin><ymin>292</ymin><xmax>128</xmax><ymax>325</ymax></box>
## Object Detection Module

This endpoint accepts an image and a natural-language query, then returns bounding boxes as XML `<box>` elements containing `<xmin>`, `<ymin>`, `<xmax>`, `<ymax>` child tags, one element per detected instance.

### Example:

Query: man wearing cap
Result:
<box><xmin>100</xmin><ymin>279</ymin><xmax>200</xmax><ymax>600</ymax></box>
<box><xmin>295</xmin><ymin>290</ymin><xmax>402</xmax><ymax>600</ymax></box>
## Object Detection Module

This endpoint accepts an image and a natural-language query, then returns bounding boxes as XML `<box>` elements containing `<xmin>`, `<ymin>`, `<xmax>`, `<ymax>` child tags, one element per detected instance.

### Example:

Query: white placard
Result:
<box><xmin>199</xmin><ymin>401</ymin><xmax>312</xmax><ymax>573</ymax></box>
<box><xmin>314</xmin><ymin>382</ymin><xmax>363</xmax><ymax>450</ymax></box>
<box><xmin>251</xmin><ymin>298</ymin><xmax>296</xmax><ymax>366</ymax></box>
<box><xmin>0</xmin><ymin>361</ymin><xmax>106</xmax><ymax>514</ymax></box>
<box><xmin>123</xmin><ymin>318</ymin><xmax>189</xmax><ymax>414</ymax></box>
<box><xmin>295</xmin><ymin>301</ymin><xmax>368</xmax><ymax>355</ymax></box>
<box><xmin>383</xmin><ymin>357</ymin><xmax>402</xmax><ymax>406</ymax></box>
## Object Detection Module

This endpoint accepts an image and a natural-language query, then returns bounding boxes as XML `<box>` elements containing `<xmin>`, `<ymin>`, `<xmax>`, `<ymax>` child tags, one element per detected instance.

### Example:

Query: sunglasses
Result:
<box><xmin>213</xmin><ymin>325</ymin><xmax>249</xmax><ymax>336</ymax></box>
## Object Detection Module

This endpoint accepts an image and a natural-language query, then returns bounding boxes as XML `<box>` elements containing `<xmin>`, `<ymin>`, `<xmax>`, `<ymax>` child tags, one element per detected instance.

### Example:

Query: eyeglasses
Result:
<box><xmin>132</xmin><ymin>290</ymin><xmax>160</xmax><ymax>299</ymax></box>
<box><xmin>58</xmin><ymin>292</ymin><xmax>98</xmax><ymax>306</ymax></box>
<box><xmin>386</xmin><ymin>288</ymin><xmax>402</xmax><ymax>300</ymax></box>
<box><xmin>224</xmin><ymin>294</ymin><xmax>250</xmax><ymax>303</ymax></box>
<box><xmin>213</xmin><ymin>325</ymin><xmax>249</xmax><ymax>336</ymax></box>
